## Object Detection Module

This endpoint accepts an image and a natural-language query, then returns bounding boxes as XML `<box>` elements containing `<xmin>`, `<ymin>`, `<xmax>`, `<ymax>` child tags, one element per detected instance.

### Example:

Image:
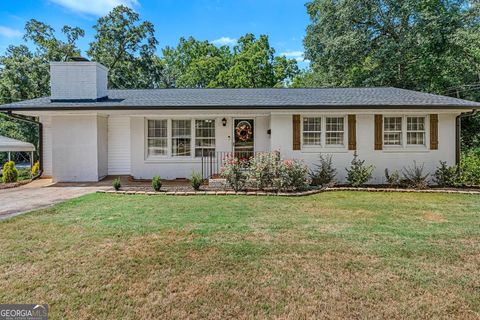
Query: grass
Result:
<box><xmin>0</xmin><ymin>192</ymin><xmax>479</xmax><ymax>319</ymax></box>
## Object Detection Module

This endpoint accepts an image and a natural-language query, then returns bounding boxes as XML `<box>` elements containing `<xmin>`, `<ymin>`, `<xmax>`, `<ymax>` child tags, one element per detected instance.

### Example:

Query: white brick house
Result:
<box><xmin>1</xmin><ymin>61</ymin><xmax>478</xmax><ymax>183</ymax></box>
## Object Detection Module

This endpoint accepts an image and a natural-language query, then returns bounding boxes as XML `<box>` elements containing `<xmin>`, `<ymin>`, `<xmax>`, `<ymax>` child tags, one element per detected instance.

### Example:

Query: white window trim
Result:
<box><xmin>300</xmin><ymin>115</ymin><xmax>348</xmax><ymax>152</ymax></box>
<box><xmin>194</xmin><ymin>119</ymin><xmax>216</xmax><ymax>157</ymax></box>
<box><xmin>301</xmin><ymin>116</ymin><xmax>322</xmax><ymax>148</ymax></box>
<box><xmin>145</xmin><ymin>117</ymin><xmax>216</xmax><ymax>161</ymax></box>
<box><xmin>383</xmin><ymin>115</ymin><xmax>429</xmax><ymax>151</ymax></box>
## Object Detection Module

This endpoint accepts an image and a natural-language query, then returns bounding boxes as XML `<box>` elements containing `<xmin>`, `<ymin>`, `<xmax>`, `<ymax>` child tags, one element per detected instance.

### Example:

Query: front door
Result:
<box><xmin>234</xmin><ymin>119</ymin><xmax>254</xmax><ymax>159</ymax></box>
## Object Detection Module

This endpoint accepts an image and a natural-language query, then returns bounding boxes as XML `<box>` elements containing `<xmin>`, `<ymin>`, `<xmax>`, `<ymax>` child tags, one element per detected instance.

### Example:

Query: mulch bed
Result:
<box><xmin>0</xmin><ymin>179</ymin><xmax>32</xmax><ymax>190</ymax></box>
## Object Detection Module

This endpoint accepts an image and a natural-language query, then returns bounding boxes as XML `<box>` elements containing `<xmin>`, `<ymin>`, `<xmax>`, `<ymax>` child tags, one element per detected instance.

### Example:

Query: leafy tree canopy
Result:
<box><xmin>87</xmin><ymin>5</ymin><xmax>159</xmax><ymax>89</ymax></box>
<box><xmin>303</xmin><ymin>0</ymin><xmax>480</xmax><ymax>95</ymax></box>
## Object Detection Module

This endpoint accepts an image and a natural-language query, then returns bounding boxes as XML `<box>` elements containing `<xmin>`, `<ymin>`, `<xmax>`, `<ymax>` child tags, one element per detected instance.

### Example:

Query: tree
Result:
<box><xmin>87</xmin><ymin>5</ymin><xmax>160</xmax><ymax>89</ymax></box>
<box><xmin>24</xmin><ymin>19</ymin><xmax>84</xmax><ymax>61</ymax></box>
<box><xmin>304</xmin><ymin>0</ymin><xmax>480</xmax><ymax>91</ymax></box>
<box><xmin>162</xmin><ymin>37</ymin><xmax>231</xmax><ymax>88</ymax></box>
<box><xmin>215</xmin><ymin>34</ymin><xmax>299</xmax><ymax>88</ymax></box>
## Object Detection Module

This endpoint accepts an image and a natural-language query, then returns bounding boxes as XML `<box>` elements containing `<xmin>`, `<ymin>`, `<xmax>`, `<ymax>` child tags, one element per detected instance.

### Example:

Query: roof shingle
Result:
<box><xmin>1</xmin><ymin>87</ymin><xmax>479</xmax><ymax>110</ymax></box>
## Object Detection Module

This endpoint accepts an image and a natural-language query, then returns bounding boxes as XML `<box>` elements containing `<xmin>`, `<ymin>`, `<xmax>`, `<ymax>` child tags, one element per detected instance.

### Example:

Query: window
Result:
<box><xmin>172</xmin><ymin>120</ymin><xmax>191</xmax><ymax>156</ymax></box>
<box><xmin>325</xmin><ymin>117</ymin><xmax>344</xmax><ymax>145</ymax></box>
<box><xmin>195</xmin><ymin>119</ymin><xmax>215</xmax><ymax>157</ymax></box>
<box><xmin>302</xmin><ymin>117</ymin><xmax>321</xmax><ymax>146</ymax></box>
<box><xmin>407</xmin><ymin>116</ymin><xmax>425</xmax><ymax>145</ymax></box>
<box><xmin>384</xmin><ymin>117</ymin><xmax>402</xmax><ymax>145</ymax></box>
<box><xmin>147</xmin><ymin>120</ymin><xmax>167</xmax><ymax>156</ymax></box>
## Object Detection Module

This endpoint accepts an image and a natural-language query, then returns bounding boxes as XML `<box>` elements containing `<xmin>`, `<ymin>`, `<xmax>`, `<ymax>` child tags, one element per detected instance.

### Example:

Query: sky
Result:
<box><xmin>0</xmin><ymin>0</ymin><xmax>310</xmax><ymax>67</ymax></box>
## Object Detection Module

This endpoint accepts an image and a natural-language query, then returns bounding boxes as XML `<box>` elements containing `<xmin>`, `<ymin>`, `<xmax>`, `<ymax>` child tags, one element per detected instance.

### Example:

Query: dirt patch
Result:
<box><xmin>423</xmin><ymin>212</ymin><xmax>446</xmax><ymax>223</ymax></box>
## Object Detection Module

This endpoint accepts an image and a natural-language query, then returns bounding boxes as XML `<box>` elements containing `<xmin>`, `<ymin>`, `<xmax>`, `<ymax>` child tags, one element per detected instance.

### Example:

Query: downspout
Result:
<box><xmin>455</xmin><ymin>109</ymin><xmax>478</xmax><ymax>165</ymax></box>
<box><xmin>2</xmin><ymin>111</ymin><xmax>43</xmax><ymax>175</ymax></box>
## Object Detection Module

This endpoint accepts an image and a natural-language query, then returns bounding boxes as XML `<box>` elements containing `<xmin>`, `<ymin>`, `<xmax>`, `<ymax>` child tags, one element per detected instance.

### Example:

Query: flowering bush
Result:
<box><xmin>276</xmin><ymin>159</ymin><xmax>309</xmax><ymax>191</ymax></box>
<box><xmin>220</xmin><ymin>156</ymin><xmax>248</xmax><ymax>191</ymax></box>
<box><xmin>248</xmin><ymin>152</ymin><xmax>280</xmax><ymax>190</ymax></box>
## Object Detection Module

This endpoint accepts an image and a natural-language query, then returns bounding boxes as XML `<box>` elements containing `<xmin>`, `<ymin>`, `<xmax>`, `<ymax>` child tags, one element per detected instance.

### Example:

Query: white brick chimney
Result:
<box><xmin>50</xmin><ymin>61</ymin><xmax>108</xmax><ymax>101</ymax></box>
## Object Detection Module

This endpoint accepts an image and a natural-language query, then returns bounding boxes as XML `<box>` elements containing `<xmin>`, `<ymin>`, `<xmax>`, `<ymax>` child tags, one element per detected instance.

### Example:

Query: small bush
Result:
<box><xmin>152</xmin><ymin>176</ymin><xmax>162</xmax><ymax>191</ymax></box>
<box><xmin>221</xmin><ymin>156</ymin><xmax>248</xmax><ymax>191</ymax></box>
<box><xmin>310</xmin><ymin>154</ymin><xmax>337</xmax><ymax>187</ymax></box>
<box><xmin>17</xmin><ymin>168</ymin><xmax>31</xmax><ymax>181</ymax></box>
<box><xmin>402</xmin><ymin>161</ymin><xmax>430</xmax><ymax>189</ymax></box>
<box><xmin>433</xmin><ymin>161</ymin><xmax>460</xmax><ymax>187</ymax></box>
<box><xmin>459</xmin><ymin>151</ymin><xmax>480</xmax><ymax>186</ymax></box>
<box><xmin>345</xmin><ymin>152</ymin><xmax>374</xmax><ymax>187</ymax></box>
<box><xmin>112</xmin><ymin>177</ymin><xmax>121</xmax><ymax>191</ymax></box>
<box><xmin>276</xmin><ymin>159</ymin><xmax>309</xmax><ymax>191</ymax></box>
<box><xmin>2</xmin><ymin>161</ymin><xmax>18</xmax><ymax>183</ymax></box>
<box><xmin>31</xmin><ymin>161</ymin><xmax>40</xmax><ymax>177</ymax></box>
<box><xmin>190</xmin><ymin>172</ymin><xmax>203</xmax><ymax>190</ymax></box>
<box><xmin>247</xmin><ymin>152</ymin><xmax>280</xmax><ymax>190</ymax></box>
<box><xmin>384</xmin><ymin>168</ymin><xmax>401</xmax><ymax>188</ymax></box>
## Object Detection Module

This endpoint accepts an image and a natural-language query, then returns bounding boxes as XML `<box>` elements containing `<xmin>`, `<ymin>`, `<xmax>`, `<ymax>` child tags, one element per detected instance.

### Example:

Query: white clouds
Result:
<box><xmin>49</xmin><ymin>0</ymin><xmax>139</xmax><ymax>16</ymax></box>
<box><xmin>0</xmin><ymin>26</ymin><xmax>22</xmax><ymax>38</ymax></box>
<box><xmin>212</xmin><ymin>36</ymin><xmax>237</xmax><ymax>46</ymax></box>
<box><xmin>280</xmin><ymin>50</ymin><xmax>305</xmax><ymax>62</ymax></box>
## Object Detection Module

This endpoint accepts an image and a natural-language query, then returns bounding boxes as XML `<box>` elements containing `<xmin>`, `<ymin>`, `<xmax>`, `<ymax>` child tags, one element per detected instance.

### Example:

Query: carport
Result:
<box><xmin>0</xmin><ymin>135</ymin><xmax>35</xmax><ymax>167</ymax></box>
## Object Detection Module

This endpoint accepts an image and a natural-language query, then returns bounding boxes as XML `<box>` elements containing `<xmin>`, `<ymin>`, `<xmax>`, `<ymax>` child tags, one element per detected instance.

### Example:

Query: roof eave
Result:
<box><xmin>1</xmin><ymin>104</ymin><xmax>479</xmax><ymax>111</ymax></box>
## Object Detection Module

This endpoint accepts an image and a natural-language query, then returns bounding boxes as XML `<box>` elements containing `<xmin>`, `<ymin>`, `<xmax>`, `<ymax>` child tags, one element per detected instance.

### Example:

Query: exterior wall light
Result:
<box><xmin>222</xmin><ymin>118</ymin><xmax>227</xmax><ymax>126</ymax></box>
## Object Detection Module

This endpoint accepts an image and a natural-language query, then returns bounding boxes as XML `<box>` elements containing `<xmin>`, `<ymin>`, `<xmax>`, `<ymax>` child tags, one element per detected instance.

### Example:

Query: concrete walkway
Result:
<box><xmin>0</xmin><ymin>179</ymin><xmax>107</xmax><ymax>220</ymax></box>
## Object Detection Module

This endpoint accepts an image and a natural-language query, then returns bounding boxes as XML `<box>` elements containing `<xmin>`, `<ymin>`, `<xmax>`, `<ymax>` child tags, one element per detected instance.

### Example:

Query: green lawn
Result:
<box><xmin>0</xmin><ymin>192</ymin><xmax>479</xmax><ymax>319</ymax></box>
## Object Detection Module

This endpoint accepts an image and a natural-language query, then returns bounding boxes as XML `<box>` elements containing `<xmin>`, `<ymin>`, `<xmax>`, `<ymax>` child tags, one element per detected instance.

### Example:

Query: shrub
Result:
<box><xmin>402</xmin><ymin>161</ymin><xmax>430</xmax><ymax>189</ymax></box>
<box><xmin>345</xmin><ymin>152</ymin><xmax>374</xmax><ymax>187</ymax></box>
<box><xmin>459</xmin><ymin>151</ymin><xmax>480</xmax><ymax>186</ymax></box>
<box><xmin>310</xmin><ymin>154</ymin><xmax>337</xmax><ymax>187</ymax></box>
<box><xmin>276</xmin><ymin>159</ymin><xmax>309</xmax><ymax>191</ymax></box>
<box><xmin>112</xmin><ymin>177</ymin><xmax>121</xmax><ymax>191</ymax></box>
<box><xmin>247</xmin><ymin>152</ymin><xmax>280</xmax><ymax>190</ymax></box>
<box><xmin>2</xmin><ymin>161</ymin><xmax>18</xmax><ymax>183</ymax></box>
<box><xmin>384</xmin><ymin>169</ymin><xmax>401</xmax><ymax>188</ymax></box>
<box><xmin>190</xmin><ymin>171</ymin><xmax>203</xmax><ymax>190</ymax></box>
<box><xmin>433</xmin><ymin>161</ymin><xmax>460</xmax><ymax>187</ymax></box>
<box><xmin>152</xmin><ymin>176</ymin><xmax>162</xmax><ymax>191</ymax></box>
<box><xmin>31</xmin><ymin>161</ymin><xmax>40</xmax><ymax>177</ymax></box>
<box><xmin>220</xmin><ymin>156</ymin><xmax>248</xmax><ymax>191</ymax></box>
<box><xmin>17</xmin><ymin>168</ymin><xmax>32</xmax><ymax>181</ymax></box>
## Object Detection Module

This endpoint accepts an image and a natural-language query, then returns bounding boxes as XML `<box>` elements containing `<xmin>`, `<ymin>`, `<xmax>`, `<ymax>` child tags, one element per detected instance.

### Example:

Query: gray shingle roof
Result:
<box><xmin>1</xmin><ymin>87</ymin><xmax>479</xmax><ymax>110</ymax></box>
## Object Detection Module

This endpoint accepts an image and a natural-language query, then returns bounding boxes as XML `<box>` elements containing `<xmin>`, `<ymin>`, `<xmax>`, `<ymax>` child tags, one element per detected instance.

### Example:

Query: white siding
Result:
<box><xmin>271</xmin><ymin>112</ymin><xmax>459</xmax><ymax>184</ymax></box>
<box><xmin>108</xmin><ymin>116</ymin><xmax>131</xmax><ymax>175</ymax></box>
<box><xmin>40</xmin><ymin>116</ymin><xmax>52</xmax><ymax>177</ymax></box>
<box><xmin>51</xmin><ymin>115</ymin><xmax>100</xmax><ymax>182</ymax></box>
<box><xmin>97</xmin><ymin>116</ymin><xmax>108</xmax><ymax>179</ymax></box>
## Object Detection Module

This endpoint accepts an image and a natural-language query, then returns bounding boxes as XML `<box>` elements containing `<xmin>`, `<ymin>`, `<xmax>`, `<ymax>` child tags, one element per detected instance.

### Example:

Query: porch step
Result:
<box><xmin>208</xmin><ymin>178</ymin><xmax>227</xmax><ymax>189</ymax></box>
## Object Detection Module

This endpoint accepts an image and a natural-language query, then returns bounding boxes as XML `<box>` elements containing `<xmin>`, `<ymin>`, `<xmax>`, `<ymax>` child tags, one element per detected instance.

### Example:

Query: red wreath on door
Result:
<box><xmin>235</xmin><ymin>121</ymin><xmax>253</xmax><ymax>142</ymax></box>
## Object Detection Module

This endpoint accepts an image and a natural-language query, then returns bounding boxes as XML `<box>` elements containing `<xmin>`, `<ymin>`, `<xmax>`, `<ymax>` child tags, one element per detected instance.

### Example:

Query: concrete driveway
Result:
<box><xmin>0</xmin><ymin>179</ymin><xmax>107</xmax><ymax>220</ymax></box>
